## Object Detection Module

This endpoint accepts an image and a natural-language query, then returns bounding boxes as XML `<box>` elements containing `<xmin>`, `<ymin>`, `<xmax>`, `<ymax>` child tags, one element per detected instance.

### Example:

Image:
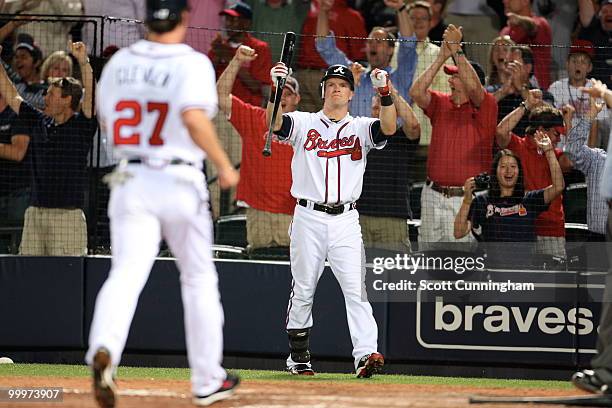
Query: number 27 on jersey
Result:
<box><xmin>113</xmin><ymin>100</ymin><xmax>168</xmax><ymax>146</ymax></box>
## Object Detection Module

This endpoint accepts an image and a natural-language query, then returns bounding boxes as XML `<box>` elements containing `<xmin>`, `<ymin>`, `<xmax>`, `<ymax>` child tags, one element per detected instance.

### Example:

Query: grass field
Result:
<box><xmin>0</xmin><ymin>363</ymin><xmax>574</xmax><ymax>389</ymax></box>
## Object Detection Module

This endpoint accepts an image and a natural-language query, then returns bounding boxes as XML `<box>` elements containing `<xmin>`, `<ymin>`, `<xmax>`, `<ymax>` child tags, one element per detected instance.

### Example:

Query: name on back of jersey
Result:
<box><xmin>116</xmin><ymin>65</ymin><xmax>171</xmax><ymax>88</ymax></box>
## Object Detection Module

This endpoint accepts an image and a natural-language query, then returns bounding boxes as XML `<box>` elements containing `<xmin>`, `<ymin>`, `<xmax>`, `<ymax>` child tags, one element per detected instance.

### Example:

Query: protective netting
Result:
<box><xmin>0</xmin><ymin>3</ymin><xmax>608</xmax><ymax>270</ymax></box>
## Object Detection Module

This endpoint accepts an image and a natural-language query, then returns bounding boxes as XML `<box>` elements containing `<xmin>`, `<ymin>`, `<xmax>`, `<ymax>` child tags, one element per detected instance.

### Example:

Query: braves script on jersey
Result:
<box><xmin>87</xmin><ymin>39</ymin><xmax>229</xmax><ymax>398</ymax></box>
<box><xmin>97</xmin><ymin>40</ymin><xmax>217</xmax><ymax>166</ymax></box>
<box><xmin>281</xmin><ymin>111</ymin><xmax>384</xmax><ymax>204</ymax></box>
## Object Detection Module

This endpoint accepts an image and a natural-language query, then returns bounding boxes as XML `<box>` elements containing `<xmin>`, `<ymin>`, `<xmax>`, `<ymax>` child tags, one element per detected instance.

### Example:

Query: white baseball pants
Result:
<box><xmin>86</xmin><ymin>165</ymin><xmax>226</xmax><ymax>396</ymax></box>
<box><xmin>286</xmin><ymin>204</ymin><xmax>379</xmax><ymax>368</ymax></box>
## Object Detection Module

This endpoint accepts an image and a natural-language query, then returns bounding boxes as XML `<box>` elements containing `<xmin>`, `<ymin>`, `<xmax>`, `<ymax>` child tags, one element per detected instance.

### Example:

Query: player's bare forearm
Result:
<box><xmin>266</xmin><ymin>100</ymin><xmax>284</xmax><ymax>132</ymax></box>
<box><xmin>379</xmin><ymin>103</ymin><xmax>397</xmax><ymax>136</ymax></box>
<box><xmin>182</xmin><ymin>109</ymin><xmax>234</xmax><ymax>173</ymax></box>
<box><xmin>409</xmin><ymin>53</ymin><xmax>444</xmax><ymax>109</ymax></box>
<box><xmin>401</xmin><ymin>122</ymin><xmax>420</xmax><ymax>139</ymax></box>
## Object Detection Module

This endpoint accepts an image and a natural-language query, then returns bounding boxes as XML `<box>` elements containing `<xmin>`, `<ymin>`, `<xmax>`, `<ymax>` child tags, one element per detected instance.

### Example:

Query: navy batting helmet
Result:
<box><xmin>146</xmin><ymin>0</ymin><xmax>188</xmax><ymax>23</ymax></box>
<box><xmin>320</xmin><ymin>64</ymin><xmax>354</xmax><ymax>98</ymax></box>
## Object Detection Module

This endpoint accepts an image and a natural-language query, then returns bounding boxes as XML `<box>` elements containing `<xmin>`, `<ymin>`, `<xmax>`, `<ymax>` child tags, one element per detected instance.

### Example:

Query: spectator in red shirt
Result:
<box><xmin>499</xmin><ymin>0</ymin><xmax>552</xmax><ymax>89</ymax></box>
<box><xmin>496</xmin><ymin>90</ymin><xmax>573</xmax><ymax>258</ymax></box>
<box><xmin>209</xmin><ymin>1</ymin><xmax>272</xmax><ymax>107</ymax></box>
<box><xmin>409</xmin><ymin>24</ymin><xmax>498</xmax><ymax>248</ymax></box>
<box><xmin>294</xmin><ymin>0</ymin><xmax>367</xmax><ymax>112</ymax></box>
<box><xmin>217</xmin><ymin>45</ymin><xmax>296</xmax><ymax>250</ymax></box>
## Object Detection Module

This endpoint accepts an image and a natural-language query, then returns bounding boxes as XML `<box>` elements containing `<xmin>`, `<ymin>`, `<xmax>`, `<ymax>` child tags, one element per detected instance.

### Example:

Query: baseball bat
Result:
<box><xmin>263</xmin><ymin>31</ymin><xmax>297</xmax><ymax>157</ymax></box>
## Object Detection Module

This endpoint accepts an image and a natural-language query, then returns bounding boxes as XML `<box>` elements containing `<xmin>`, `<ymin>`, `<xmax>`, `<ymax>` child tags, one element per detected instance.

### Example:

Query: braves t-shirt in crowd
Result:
<box><xmin>359</xmin><ymin>128</ymin><xmax>417</xmax><ymax>219</ymax></box>
<box><xmin>468</xmin><ymin>189</ymin><xmax>549</xmax><ymax>242</ymax></box>
<box><xmin>12</xmin><ymin>102</ymin><xmax>96</xmax><ymax>209</ymax></box>
<box><xmin>229</xmin><ymin>95</ymin><xmax>294</xmax><ymax>215</ymax></box>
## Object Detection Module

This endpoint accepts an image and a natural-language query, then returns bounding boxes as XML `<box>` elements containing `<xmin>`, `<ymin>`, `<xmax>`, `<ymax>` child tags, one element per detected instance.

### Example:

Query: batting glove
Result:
<box><xmin>270</xmin><ymin>62</ymin><xmax>290</xmax><ymax>84</ymax></box>
<box><xmin>370</xmin><ymin>68</ymin><xmax>390</xmax><ymax>96</ymax></box>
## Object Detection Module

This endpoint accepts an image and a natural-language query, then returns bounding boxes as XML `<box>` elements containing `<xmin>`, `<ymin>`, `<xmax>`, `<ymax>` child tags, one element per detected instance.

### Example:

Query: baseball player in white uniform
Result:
<box><xmin>268</xmin><ymin>62</ymin><xmax>397</xmax><ymax>377</ymax></box>
<box><xmin>86</xmin><ymin>0</ymin><xmax>240</xmax><ymax>407</ymax></box>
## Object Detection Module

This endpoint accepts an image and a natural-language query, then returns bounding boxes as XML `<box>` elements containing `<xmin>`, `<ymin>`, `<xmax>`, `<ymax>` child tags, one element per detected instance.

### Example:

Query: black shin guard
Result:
<box><xmin>287</xmin><ymin>328</ymin><xmax>311</xmax><ymax>363</ymax></box>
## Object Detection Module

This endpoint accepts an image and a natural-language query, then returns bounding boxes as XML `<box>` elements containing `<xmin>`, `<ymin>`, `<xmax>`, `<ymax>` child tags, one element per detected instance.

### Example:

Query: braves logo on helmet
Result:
<box><xmin>146</xmin><ymin>0</ymin><xmax>188</xmax><ymax>22</ymax></box>
<box><xmin>320</xmin><ymin>64</ymin><xmax>355</xmax><ymax>98</ymax></box>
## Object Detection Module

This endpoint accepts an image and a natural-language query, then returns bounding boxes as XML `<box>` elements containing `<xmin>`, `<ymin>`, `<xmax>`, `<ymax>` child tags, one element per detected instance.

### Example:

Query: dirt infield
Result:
<box><xmin>1</xmin><ymin>376</ymin><xmax>586</xmax><ymax>407</ymax></box>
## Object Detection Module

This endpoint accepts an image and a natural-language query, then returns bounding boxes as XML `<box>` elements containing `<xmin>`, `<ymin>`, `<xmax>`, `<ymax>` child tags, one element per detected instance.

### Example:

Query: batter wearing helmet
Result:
<box><xmin>267</xmin><ymin>62</ymin><xmax>397</xmax><ymax>377</ymax></box>
<box><xmin>86</xmin><ymin>0</ymin><xmax>240</xmax><ymax>406</ymax></box>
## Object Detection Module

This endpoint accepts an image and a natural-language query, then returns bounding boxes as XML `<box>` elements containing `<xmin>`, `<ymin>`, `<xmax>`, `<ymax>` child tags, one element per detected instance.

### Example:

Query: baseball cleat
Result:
<box><xmin>287</xmin><ymin>363</ymin><xmax>315</xmax><ymax>376</ymax></box>
<box><xmin>92</xmin><ymin>347</ymin><xmax>117</xmax><ymax>408</ymax></box>
<box><xmin>192</xmin><ymin>373</ymin><xmax>240</xmax><ymax>406</ymax></box>
<box><xmin>356</xmin><ymin>352</ymin><xmax>384</xmax><ymax>378</ymax></box>
<box><xmin>572</xmin><ymin>369</ymin><xmax>611</xmax><ymax>394</ymax></box>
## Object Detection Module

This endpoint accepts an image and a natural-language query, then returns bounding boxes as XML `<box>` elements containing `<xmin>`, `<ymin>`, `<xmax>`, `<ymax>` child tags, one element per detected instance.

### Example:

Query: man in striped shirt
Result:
<box><xmin>564</xmin><ymin>103</ymin><xmax>607</xmax><ymax>241</ymax></box>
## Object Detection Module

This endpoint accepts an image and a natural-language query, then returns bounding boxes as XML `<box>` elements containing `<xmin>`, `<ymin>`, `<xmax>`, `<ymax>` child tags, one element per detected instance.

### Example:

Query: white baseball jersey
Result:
<box><xmin>97</xmin><ymin>39</ymin><xmax>217</xmax><ymax>165</ymax></box>
<box><xmin>88</xmin><ymin>39</ymin><xmax>229</xmax><ymax>397</ymax></box>
<box><xmin>281</xmin><ymin>111</ymin><xmax>385</xmax><ymax>205</ymax></box>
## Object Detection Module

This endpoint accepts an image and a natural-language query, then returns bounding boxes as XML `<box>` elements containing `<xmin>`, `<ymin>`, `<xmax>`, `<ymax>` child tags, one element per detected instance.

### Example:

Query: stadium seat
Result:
<box><xmin>0</xmin><ymin>222</ymin><xmax>22</xmax><ymax>254</ymax></box>
<box><xmin>215</xmin><ymin>214</ymin><xmax>247</xmax><ymax>247</ymax></box>
<box><xmin>247</xmin><ymin>246</ymin><xmax>290</xmax><ymax>261</ymax></box>
<box><xmin>563</xmin><ymin>183</ymin><xmax>587</xmax><ymax>224</ymax></box>
<box><xmin>563</xmin><ymin>223</ymin><xmax>608</xmax><ymax>270</ymax></box>
<box><xmin>565</xmin><ymin>222</ymin><xmax>590</xmax><ymax>242</ymax></box>
<box><xmin>213</xmin><ymin>245</ymin><xmax>247</xmax><ymax>260</ymax></box>
<box><xmin>407</xmin><ymin>219</ymin><xmax>420</xmax><ymax>248</ymax></box>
